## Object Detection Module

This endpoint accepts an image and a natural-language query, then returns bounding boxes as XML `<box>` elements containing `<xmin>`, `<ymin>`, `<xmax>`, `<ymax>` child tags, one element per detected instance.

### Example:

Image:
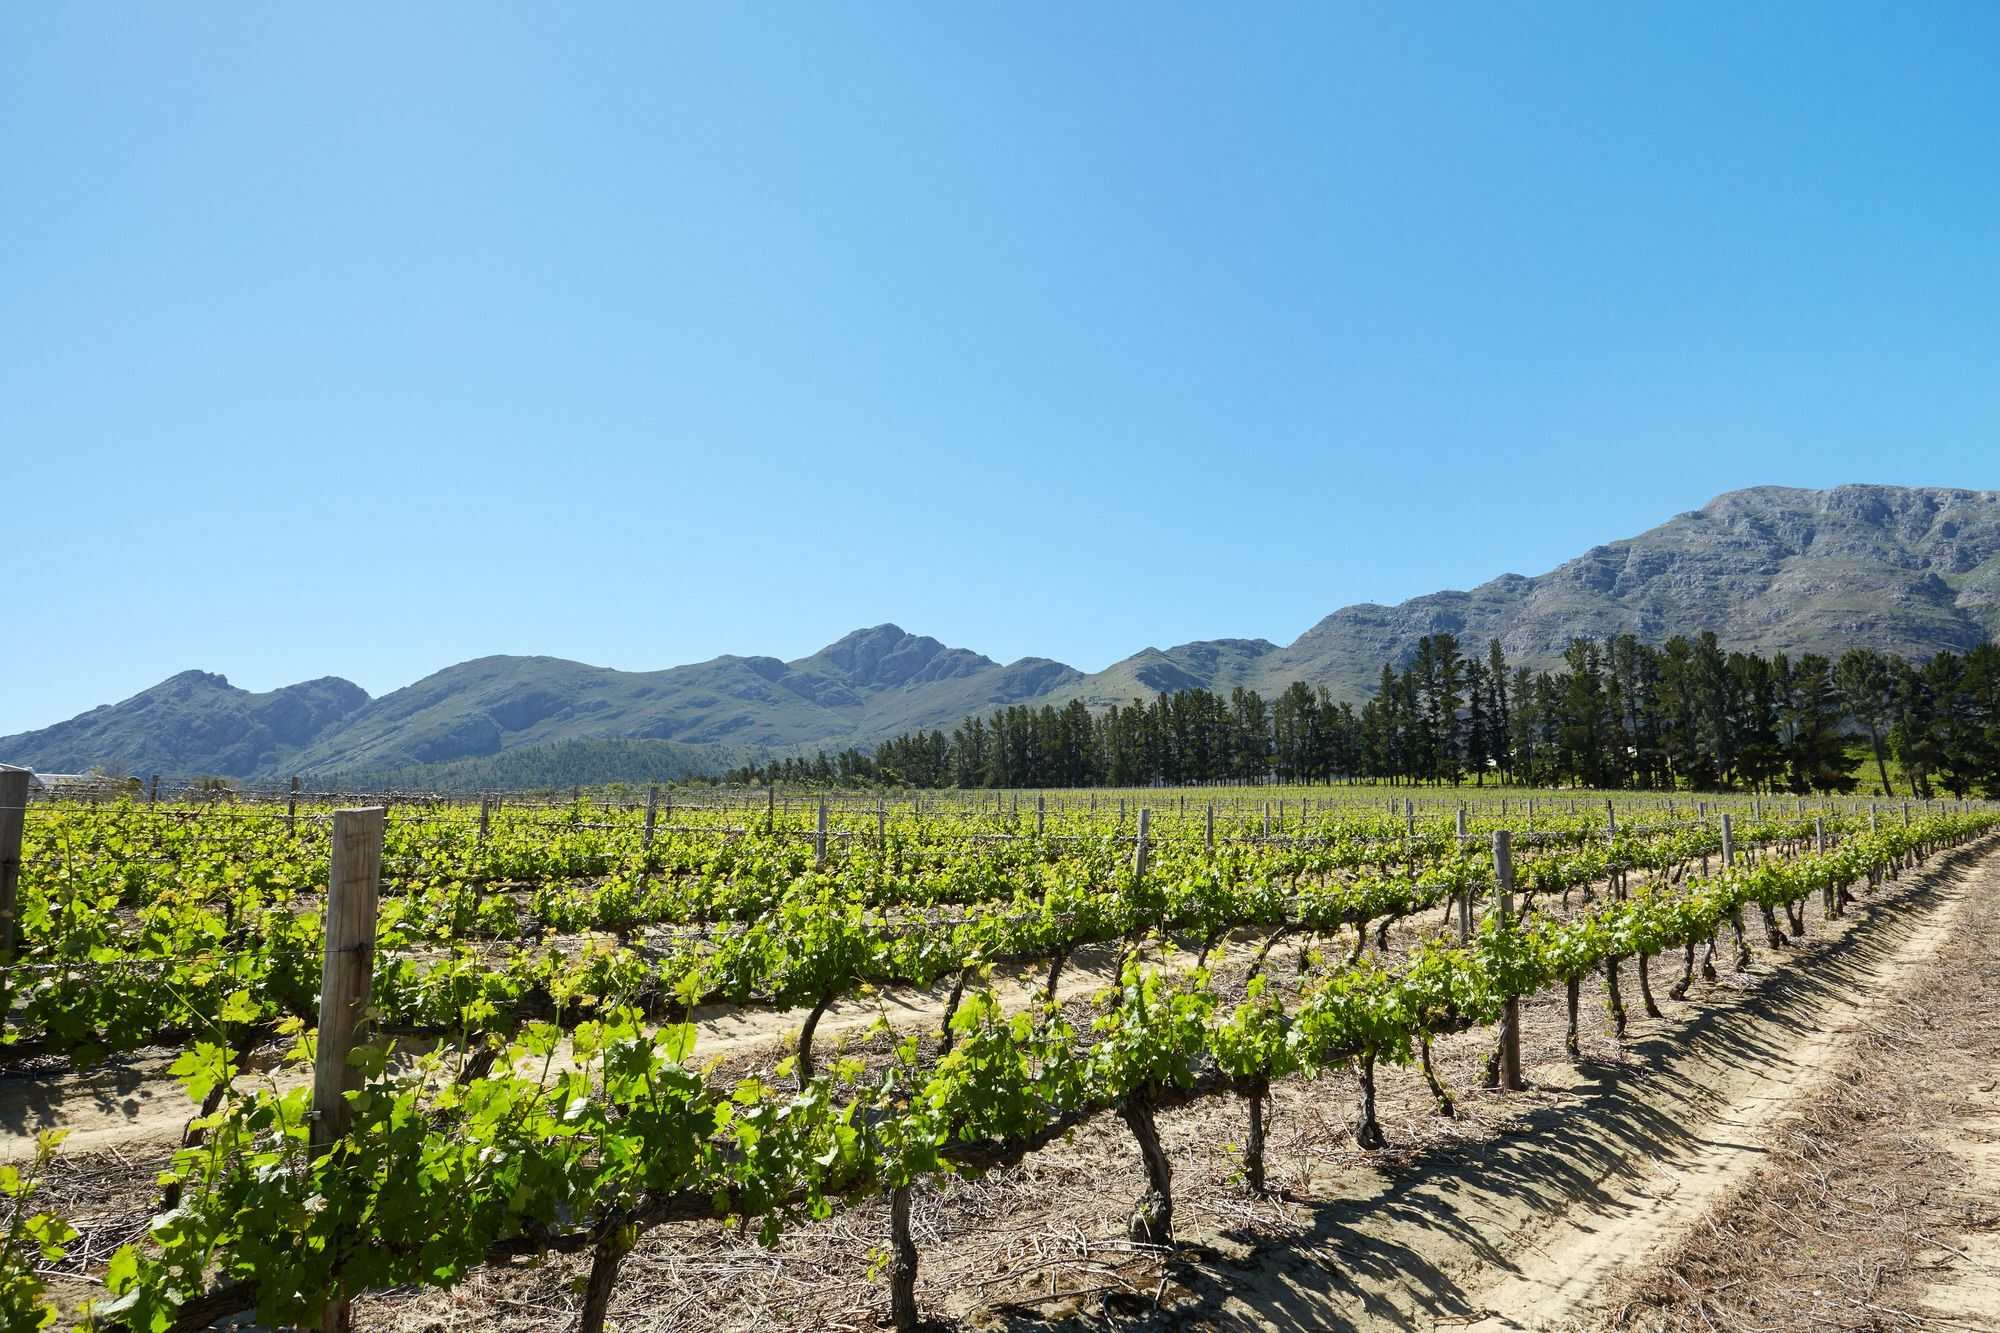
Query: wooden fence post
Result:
<box><xmin>0</xmin><ymin>766</ymin><xmax>28</xmax><ymax>959</ymax></box>
<box><xmin>1493</xmin><ymin>830</ymin><xmax>1523</xmax><ymax>1091</ymax></box>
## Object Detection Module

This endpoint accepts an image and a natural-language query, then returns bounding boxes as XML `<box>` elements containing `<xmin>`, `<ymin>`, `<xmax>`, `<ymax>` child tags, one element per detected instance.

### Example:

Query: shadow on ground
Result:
<box><xmin>981</xmin><ymin>841</ymin><xmax>1991</xmax><ymax>1333</ymax></box>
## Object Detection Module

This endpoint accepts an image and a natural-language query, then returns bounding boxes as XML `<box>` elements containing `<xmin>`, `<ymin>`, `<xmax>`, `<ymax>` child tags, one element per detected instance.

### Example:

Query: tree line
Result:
<box><xmin>726</xmin><ymin>633</ymin><xmax>2000</xmax><ymax>797</ymax></box>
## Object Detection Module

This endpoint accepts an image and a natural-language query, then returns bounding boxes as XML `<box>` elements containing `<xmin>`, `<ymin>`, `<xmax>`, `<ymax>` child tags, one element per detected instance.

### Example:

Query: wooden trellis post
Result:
<box><xmin>313</xmin><ymin>806</ymin><xmax>385</xmax><ymax>1154</ymax></box>
<box><xmin>1493</xmin><ymin>830</ymin><xmax>1523</xmax><ymax>1090</ymax></box>
<box><xmin>1455</xmin><ymin>807</ymin><xmax>1471</xmax><ymax>941</ymax></box>
<box><xmin>0</xmin><ymin>766</ymin><xmax>28</xmax><ymax>958</ymax></box>
<box><xmin>312</xmin><ymin>806</ymin><xmax>385</xmax><ymax>1333</ymax></box>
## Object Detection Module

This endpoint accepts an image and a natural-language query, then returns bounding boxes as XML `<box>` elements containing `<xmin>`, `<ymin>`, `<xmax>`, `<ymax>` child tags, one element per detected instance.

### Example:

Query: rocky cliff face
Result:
<box><xmin>1062</xmin><ymin>484</ymin><xmax>2000</xmax><ymax>704</ymax></box>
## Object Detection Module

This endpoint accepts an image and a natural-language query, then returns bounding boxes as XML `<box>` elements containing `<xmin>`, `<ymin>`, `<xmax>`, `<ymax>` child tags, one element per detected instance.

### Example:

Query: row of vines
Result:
<box><xmin>0</xmin><ymin>792</ymin><xmax>1989</xmax><ymax>1331</ymax></box>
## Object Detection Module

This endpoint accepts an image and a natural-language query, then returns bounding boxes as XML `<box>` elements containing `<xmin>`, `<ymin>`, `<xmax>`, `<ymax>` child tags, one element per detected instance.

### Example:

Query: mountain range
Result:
<box><xmin>7</xmin><ymin>483</ymin><xmax>1998</xmax><ymax>786</ymax></box>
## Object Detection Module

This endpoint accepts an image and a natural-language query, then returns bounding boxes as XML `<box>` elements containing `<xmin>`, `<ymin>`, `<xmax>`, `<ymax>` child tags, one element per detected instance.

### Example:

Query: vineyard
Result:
<box><xmin>1</xmin><ymin>779</ymin><xmax>1995</xmax><ymax>1332</ymax></box>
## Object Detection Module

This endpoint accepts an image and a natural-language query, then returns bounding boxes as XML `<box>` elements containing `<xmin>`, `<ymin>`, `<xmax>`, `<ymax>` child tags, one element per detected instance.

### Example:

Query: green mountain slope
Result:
<box><xmin>0</xmin><ymin>671</ymin><xmax>369</xmax><ymax>777</ymax></box>
<box><xmin>325</xmin><ymin>738</ymin><xmax>735</xmax><ymax>793</ymax></box>
<box><xmin>6</xmin><ymin>484</ymin><xmax>1996</xmax><ymax>784</ymax></box>
<box><xmin>279</xmin><ymin>626</ymin><xmax>1081</xmax><ymax>776</ymax></box>
<box><xmin>1054</xmin><ymin>638</ymin><xmax>1281</xmax><ymax>710</ymax></box>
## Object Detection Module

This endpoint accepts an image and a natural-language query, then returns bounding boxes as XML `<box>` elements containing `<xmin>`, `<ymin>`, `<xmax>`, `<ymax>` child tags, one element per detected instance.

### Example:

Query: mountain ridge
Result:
<box><xmin>8</xmin><ymin>483</ymin><xmax>1998</xmax><ymax>780</ymax></box>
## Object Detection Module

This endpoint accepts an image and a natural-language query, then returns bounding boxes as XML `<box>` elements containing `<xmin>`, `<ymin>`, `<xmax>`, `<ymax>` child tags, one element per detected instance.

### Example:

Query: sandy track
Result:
<box><xmin>1921</xmin><ymin>1100</ymin><xmax>2000</xmax><ymax>1323</ymax></box>
<box><xmin>1459</xmin><ymin>851</ymin><xmax>1991</xmax><ymax>1331</ymax></box>
<box><xmin>1107</xmin><ymin>837</ymin><xmax>2000</xmax><ymax>1333</ymax></box>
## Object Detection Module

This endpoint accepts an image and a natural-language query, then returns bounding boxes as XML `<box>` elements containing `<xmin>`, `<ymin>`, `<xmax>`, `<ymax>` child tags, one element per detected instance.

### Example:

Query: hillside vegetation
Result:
<box><xmin>5</xmin><ymin>484</ymin><xmax>1996</xmax><ymax>781</ymax></box>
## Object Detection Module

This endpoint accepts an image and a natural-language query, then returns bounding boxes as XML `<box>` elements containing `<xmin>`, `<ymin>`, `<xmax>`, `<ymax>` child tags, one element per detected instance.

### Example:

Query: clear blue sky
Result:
<box><xmin>4</xmin><ymin>4</ymin><xmax>1998</xmax><ymax>736</ymax></box>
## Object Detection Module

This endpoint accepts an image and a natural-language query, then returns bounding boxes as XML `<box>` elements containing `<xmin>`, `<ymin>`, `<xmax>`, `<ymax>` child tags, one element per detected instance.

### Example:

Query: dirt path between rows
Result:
<box><xmin>1130</xmin><ymin>837</ymin><xmax>2000</xmax><ymax>1333</ymax></box>
<box><xmin>1595</xmin><ymin>841</ymin><xmax>2000</xmax><ymax>1332</ymax></box>
<box><xmin>1458</xmin><ymin>852</ymin><xmax>1991</xmax><ymax>1332</ymax></box>
<box><xmin>1923</xmin><ymin>1099</ymin><xmax>2000</xmax><ymax>1325</ymax></box>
